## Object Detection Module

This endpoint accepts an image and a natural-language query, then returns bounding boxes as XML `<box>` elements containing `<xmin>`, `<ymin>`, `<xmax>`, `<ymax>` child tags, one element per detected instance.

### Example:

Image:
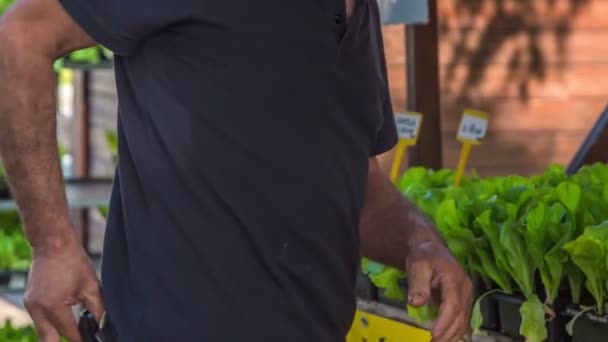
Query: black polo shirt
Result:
<box><xmin>59</xmin><ymin>0</ymin><xmax>398</xmax><ymax>341</ymax></box>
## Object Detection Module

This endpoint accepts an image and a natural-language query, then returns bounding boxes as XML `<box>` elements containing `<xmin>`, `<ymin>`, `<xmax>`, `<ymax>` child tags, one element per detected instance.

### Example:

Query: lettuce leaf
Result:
<box><xmin>564</xmin><ymin>222</ymin><xmax>608</xmax><ymax>314</ymax></box>
<box><xmin>500</xmin><ymin>221</ymin><xmax>536</xmax><ymax>298</ymax></box>
<box><xmin>520</xmin><ymin>295</ymin><xmax>548</xmax><ymax>342</ymax></box>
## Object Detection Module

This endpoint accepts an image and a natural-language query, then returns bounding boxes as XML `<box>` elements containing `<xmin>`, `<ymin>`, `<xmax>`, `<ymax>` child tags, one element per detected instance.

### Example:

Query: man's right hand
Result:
<box><xmin>0</xmin><ymin>1</ymin><xmax>102</xmax><ymax>339</ymax></box>
<box><xmin>24</xmin><ymin>234</ymin><xmax>104</xmax><ymax>342</ymax></box>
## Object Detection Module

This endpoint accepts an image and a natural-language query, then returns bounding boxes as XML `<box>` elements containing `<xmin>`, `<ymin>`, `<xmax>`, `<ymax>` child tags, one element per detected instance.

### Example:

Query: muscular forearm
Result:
<box><xmin>360</xmin><ymin>158</ymin><xmax>444</xmax><ymax>270</ymax></box>
<box><xmin>0</xmin><ymin>31</ymin><xmax>75</xmax><ymax>252</ymax></box>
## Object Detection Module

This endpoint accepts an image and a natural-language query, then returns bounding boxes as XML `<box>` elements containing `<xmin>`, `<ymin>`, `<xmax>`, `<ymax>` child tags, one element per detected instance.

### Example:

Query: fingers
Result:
<box><xmin>431</xmin><ymin>276</ymin><xmax>473</xmax><ymax>342</ymax></box>
<box><xmin>407</xmin><ymin>259</ymin><xmax>433</xmax><ymax>307</ymax></box>
<box><xmin>28</xmin><ymin>309</ymin><xmax>61</xmax><ymax>342</ymax></box>
<box><xmin>435</xmin><ymin>316</ymin><xmax>467</xmax><ymax>342</ymax></box>
<box><xmin>81</xmin><ymin>284</ymin><xmax>105</xmax><ymax>325</ymax></box>
<box><xmin>25</xmin><ymin>297</ymin><xmax>82</xmax><ymax>342</ymax></box>
<box><xmin>431</xmin><ymin>281</ymin><xmax>460</xmax><ymax>340</ymax></box>
<box><xmin>407</xmin><ymin>242</ymin><xmax>474</xmax><ymax>342</ymax></box>
<box><xmin>46</xmin><ymin>307</ymin><xmax>82</xmax><ymax>342</ymax></box>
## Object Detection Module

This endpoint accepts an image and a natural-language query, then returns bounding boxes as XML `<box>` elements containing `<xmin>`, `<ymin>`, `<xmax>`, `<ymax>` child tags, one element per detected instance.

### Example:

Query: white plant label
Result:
<box><xmin>395</xmin><ymin>112</ymin><xmax>423</xmax><ymax>142</ymax></box>
<box><xmin>457</xmin><ymin>113</ymin><xmax>488</xmax><ymax>143</ymax></box>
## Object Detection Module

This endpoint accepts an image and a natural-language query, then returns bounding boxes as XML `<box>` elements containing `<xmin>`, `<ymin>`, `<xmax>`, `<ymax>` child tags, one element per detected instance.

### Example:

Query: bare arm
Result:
<box><xmin>0</xmin><ymin>0</ymin><xmax>94</xmax><ymax>252</ymax></box>
<box><xmin>0</xmin><ymin>1</ymin><xmax>102</xmax><ymax>341</ymax></box>
<box><xmin>360</xmin><ymin>158</ymin><xmax>443</xmax><ymax>269</ymax></box>
<box><xmin>360</xmin><ymin>158</ymin><xmax>472</xmax><ymax>342</ymax></box>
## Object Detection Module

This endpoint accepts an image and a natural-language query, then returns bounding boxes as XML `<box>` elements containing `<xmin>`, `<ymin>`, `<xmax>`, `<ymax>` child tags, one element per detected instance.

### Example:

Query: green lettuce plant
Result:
<box><xmin>0</xmin><ymin>229</ymin><xmax>31</xmax><ymax>271</ymax></box>
<box><xmin>564</xmin><ymin>221</ymin><xmax>608</xmax><ymax>315</ymax></box>
<box><xmin>0</xmin><ymin>320</ymin><xmax>69</xmax><ymax>342</ymax></box>
<box><xmin>360</xmin><ymin>257</ymin><xmax>439</xmax><ymax>325</ymax></box>
<box><xmin>364</xmin><ymin>163</ymin><xmax>608</xmax><ymax>342</ymax></box>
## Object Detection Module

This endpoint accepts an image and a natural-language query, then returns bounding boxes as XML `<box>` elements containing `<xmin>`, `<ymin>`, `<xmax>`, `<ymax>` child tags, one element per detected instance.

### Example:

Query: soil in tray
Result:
<box><xmin>494</xmin><ymin>292</ymin><xmax>571</xmax><ymax>342</ymax></box>
<box><xmin>563</xmin><ymin>306</ymin><xmax>608</xmax><ymax>342</ymax></box>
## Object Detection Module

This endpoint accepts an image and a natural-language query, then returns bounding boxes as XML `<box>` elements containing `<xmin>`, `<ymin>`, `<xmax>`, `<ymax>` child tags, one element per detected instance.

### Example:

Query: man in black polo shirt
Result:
<box><xmin>0</xmin><ymin>0</ymin><xmax>472</xmax><ymax>341</ymax></box>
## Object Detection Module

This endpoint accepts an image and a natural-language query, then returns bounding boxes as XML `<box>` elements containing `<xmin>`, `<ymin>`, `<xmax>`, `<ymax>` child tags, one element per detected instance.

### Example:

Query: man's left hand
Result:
<box><xmin>406</xmin><ymin>240</ymin><xmax>473</xmax><ymax>342</ymax></box>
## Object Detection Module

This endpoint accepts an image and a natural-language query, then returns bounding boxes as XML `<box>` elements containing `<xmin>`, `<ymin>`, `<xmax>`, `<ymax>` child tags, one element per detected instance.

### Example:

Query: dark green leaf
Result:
<box><xmin>564</xmin><ymin>234</ymin><xmax>606</xmax><ymax>313</ymax></box>
<box><xmin>500</xmin><ymin>221</ymin><xmax>535</xmax><ymax>297</ymax></box>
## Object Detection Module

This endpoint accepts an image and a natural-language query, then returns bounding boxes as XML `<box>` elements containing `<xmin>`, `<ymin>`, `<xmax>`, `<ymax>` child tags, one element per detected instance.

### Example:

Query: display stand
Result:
<box><xmin>348</xmin><ymin>300</ymin><xmax>432</xmax><ymax>341</ymax></box>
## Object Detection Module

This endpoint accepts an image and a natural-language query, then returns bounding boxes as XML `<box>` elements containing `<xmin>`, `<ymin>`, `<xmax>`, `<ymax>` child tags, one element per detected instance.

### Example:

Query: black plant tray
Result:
<box><xmin>355</xmin><ymin>269</ymin><xmax>376</xmax><ymax>301</ymax></box>
<box><xmin>563</xmin><ymin>305</ymin><xmax>608</xmax><ymax>342</ymax></box>
<box><xmin>494</xmin><ymin>292</ymin><xmax>525</xmax><ymax>339</ymax></box>
<box><xmin>475</xmin><ymin>290</ymin><xmax>500</xmax><ymax>332</ymax></box>
<box><xmin>493</xmin><ymin>292</ymin><xmax>570</xmax><ymax>342</ymax></box>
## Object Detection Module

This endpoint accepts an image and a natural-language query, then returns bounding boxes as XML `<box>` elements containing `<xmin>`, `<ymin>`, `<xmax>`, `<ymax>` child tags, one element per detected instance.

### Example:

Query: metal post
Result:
<box><xmin>405</xmin><ymin>0</ymin><xmax>442</xmax><ymax>169</ymax></box>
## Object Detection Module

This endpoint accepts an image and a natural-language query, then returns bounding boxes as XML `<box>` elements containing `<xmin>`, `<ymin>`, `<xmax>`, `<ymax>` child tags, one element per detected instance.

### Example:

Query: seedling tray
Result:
<box><xmin>493</xmin><ymin>292</ymin><xmax>570</xmax><ymax>342</ymax></box>
<box><xmin>563</xmin><ymin>305</ymin><xmax>608</xmax><ymax>342</ymax></box>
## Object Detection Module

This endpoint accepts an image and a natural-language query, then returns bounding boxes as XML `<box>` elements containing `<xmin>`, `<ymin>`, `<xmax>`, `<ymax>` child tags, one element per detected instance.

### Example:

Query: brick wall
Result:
<box><xmin>382</xmin><ymin>0</ymin><xmax>608</xmax><ymax>176</ymax></box>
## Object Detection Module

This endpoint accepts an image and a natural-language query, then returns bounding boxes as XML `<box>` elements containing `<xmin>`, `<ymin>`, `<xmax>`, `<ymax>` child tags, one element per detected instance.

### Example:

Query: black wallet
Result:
<box><xmin>78</xmin><ymin>309</ymin><xmax>100</xmax><ymax>342</ymax></box>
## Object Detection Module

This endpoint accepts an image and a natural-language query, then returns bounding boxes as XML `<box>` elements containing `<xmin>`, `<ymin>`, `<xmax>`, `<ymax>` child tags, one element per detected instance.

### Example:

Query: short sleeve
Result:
<box><xmin>59</xmin><ymin>0</ymin><xmax>182</xmax><ymax>56</ymax></box>
<box><xmin>371</xmin><ymin>91</ymin><xmax>399</xmax><ymax>156</ymax></box>
<box><xmin>369</xmin><ymin>1</ymin><xmax>399</xmax><ymax>156</ymax></box>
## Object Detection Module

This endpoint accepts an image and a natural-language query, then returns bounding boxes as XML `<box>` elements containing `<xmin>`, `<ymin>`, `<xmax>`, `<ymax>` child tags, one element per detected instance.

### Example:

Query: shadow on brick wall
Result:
<box><xmin>437</xmin><ymin>0</ymin><xmax>593</xmax><ymax>176</ymax></box>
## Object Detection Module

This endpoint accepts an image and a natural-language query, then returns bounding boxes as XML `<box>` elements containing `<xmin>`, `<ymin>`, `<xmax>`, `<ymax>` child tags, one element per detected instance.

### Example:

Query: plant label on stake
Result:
<box><xmin>454</xmin><ymin>109</ymin><xmax>489</xmax><ymax>186</ymax></box>
<box><xmin>391</xmin><ymin>112</ymin><xmax>423</xmax><ymax>183</ymax></box>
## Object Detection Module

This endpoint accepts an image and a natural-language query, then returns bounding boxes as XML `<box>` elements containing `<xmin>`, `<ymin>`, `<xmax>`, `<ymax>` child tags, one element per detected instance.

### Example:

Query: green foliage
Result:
<box><xmin>364</xmin><ymin>163</ymin><xmax>608</xmax><ymax>340</ymax></box>
<box><xmin>68</xmin><ymin>47</ymin><xmax>102</xmax><ymax>64</ymax></box>
<box><xmin>105</xmin><ymin>130</ymin><xmax>118</xmax><ymax>165</ymax></box>
<box><xmin>360</xmin><ymin>257</ymin><xmax>438</xmax><ymax>325</ymax></box>
<box><xmin>0</xmin><ymin>320</ymin><xmax>69</xmax><ymax>342</ymax></box>
<box><xmin>0</xmin><ymin>163</ymin><xmax>6</xmax><ymax>188</ymax></box>
<box><xmin>361</xmin><ymin>258</ymin><xmax>405</xmax><ymax>301</ymax></box>
<box><xmin>63</xmin><ymin>46</ymin><xmax>112</xmax><ymax>66</ymax></box>
<box><xmin>564</xmin><ymin>221</ymin><xmax>608</xmax><ymax>314</ymax></box>
<box><xmin>0</xmin><ymin>229</ymin><xmax>31</xmax><ymax>271</ymax></box>
<box><xmin>0</xmin><ymin>0</ymin><xmax>13</xmax><ymax>15</ymax></box>
<box><xmin>407</xmin><ymin>304</ymin><xmax>438</xmax><ymax>327</ymax></box>
<box><xmin>0</xmin><ymin>321</ymin><xmax>38</xmax><ymax>342</ymax></box>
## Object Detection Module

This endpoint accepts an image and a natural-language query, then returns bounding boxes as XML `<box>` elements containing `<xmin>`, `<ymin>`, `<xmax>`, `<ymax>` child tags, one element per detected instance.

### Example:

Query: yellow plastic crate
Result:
<box><xmin>346</xmin><ymin>309</ymin><xmax>432</xmax><ymax>342</ymax></box>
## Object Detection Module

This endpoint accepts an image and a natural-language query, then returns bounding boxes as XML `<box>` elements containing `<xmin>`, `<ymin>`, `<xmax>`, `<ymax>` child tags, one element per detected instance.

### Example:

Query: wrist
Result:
<box><xmin>29</xmin><ymin>224</ymin><xmax>80</xmax><ymax>257</ymax></box>
<box><xmin>407</xmin><ymin>221</ymin><xmax>445</xmax><ymax>254</ymax></box>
